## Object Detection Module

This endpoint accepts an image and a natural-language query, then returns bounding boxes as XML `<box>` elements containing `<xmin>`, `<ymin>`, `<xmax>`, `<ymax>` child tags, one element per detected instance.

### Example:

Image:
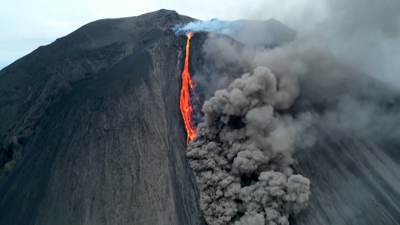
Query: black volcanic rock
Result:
<box><xmin>0</xmin><ymin>9</ymin><xmax>204</xmax><ymax>225</ymax></box>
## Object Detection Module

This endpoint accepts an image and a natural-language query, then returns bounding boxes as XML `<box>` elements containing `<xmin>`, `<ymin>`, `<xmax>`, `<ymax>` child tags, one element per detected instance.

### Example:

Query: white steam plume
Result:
<box><xmin>173</xmin><ymin>19</ymin><xmax>296</xmax><ymax>48</ymax></box>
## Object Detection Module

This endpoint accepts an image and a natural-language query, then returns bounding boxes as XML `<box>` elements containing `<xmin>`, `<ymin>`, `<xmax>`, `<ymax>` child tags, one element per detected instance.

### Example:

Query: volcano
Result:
<box><xmin>0</xmin><ymin>9</ymin><xmax>400</xmax><ymax>225</ymax></box>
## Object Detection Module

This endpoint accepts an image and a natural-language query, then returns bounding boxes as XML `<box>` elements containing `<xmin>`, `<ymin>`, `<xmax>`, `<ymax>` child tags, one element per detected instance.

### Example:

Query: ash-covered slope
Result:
<box><xmin>290</xmin><ymin>74</ymin><xmax>400</xmax><ymax>225</ymax></box>
<box><xmin>0</xmin><ymin>9</ymin><xmax>203</xmax><ymax>225</ymax></box>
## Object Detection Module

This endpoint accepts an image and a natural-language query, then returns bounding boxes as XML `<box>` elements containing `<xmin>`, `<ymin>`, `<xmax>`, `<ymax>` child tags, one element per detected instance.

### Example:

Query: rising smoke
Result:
<box><xmin>176</xmin><ymin>0</ymin><xmax>400</xmax><ymax>224</ymax></box>
<box><xmin>187</xmin><ymin>66</ymin><xmax>313</xmax><ymax>224</ymax></box>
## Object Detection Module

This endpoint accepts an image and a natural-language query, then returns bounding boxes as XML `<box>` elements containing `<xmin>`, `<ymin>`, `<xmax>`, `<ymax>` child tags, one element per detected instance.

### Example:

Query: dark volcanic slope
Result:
<box><xmin>293</xmin><ymin>137</ymin><xmax>400</xmax><ymax>225</ymax></box>
<box><xmin>0</xmin><ymin>9</ymin><xmax>204</xmax><ymax>225</ymax></box>
<box><xmin>290</xmin><ymin>75</ymin><xmax>400</xmax><ymax>225</ymax></box>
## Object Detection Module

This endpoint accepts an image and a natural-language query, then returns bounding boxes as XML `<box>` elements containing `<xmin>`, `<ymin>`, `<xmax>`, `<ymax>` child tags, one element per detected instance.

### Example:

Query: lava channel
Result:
<box><xmin>180</xmin><ymin>33</ymin><xmax>198</xmax><ymax>145</ymax></box>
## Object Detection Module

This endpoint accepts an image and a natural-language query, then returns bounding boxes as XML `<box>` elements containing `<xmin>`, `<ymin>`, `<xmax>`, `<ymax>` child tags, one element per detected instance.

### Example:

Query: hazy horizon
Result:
<box><xmin>1</xmin><ymin>0</ymin><xmax>399</xmax><ymax>88</ymax></box>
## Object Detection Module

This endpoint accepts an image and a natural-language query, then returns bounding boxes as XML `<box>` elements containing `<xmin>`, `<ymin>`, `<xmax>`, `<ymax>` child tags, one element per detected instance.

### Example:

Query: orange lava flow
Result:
<box><xmin>180</xmin><ymin>33</ymin><xmax>196</xmax><ymax>145</ymax></box>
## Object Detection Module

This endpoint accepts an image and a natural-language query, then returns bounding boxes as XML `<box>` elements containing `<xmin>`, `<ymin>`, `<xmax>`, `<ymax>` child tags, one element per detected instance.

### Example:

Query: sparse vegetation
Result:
<box><xmin>0</xmin><ymin>159</ymin><xmax>16</xmax><ymax>179</ymax></box>
<box><xmin>0</xmin><ymin>141</ymin><xmax>19</xmax><ymax>180</ymax></box>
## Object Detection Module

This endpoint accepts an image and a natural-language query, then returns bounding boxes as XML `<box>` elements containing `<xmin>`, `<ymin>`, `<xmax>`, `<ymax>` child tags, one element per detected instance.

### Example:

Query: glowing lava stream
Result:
<box><xmin>180</xmin><ymin>33</ymin><xmax>197</xmax><ymax>145</ymax></box>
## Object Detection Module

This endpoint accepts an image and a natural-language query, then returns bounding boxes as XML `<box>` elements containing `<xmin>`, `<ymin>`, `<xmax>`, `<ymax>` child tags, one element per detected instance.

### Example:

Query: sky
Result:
<box><xmin>0</xmin><ymin>0</ymin><xmax>399</xmax><ymax>86</ymax></box>
<box><xmin>0</xmin><ymin>0</ymin><xmax>323</xmax><ymax>70</ymax></box>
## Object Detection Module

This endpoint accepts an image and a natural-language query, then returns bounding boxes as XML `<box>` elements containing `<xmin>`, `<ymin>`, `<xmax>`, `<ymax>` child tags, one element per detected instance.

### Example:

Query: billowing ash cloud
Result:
<box><xmin>184</xmin><ymin>1</ymin><xmax>400</xmax><ymax>224</ymax></box>
<box><xmin>187</xmin><ymin>67</ymin><xmax>314</xmax><ymax>224</ymax></box>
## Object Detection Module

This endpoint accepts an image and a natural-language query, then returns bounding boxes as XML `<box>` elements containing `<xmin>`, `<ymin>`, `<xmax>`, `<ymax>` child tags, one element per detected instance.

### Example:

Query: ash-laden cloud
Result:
<box><xmin>188</xmin><ymin>33</ymin><xmax>400</xmax><ymax>223</ymax></box>
<box><xmin>187</xmin><ymin>67</ymin><xmax>314</xmax><ymax>225</ymax></box>
<box><xmin>200</xmin><ymin>25</ymin><xmax>400</xmax><ymax>143</ymax></box>
<box><xmin>184</xmin><ymin>1</ymin><xmax>400</xmax><ymax>224</ymax></box>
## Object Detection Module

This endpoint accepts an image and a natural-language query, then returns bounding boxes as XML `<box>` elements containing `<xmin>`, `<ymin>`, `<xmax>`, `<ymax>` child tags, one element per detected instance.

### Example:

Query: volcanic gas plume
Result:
<box><xmin>180</xmin><ymin>33</ymin><xmax>197</xmax><ymax>144</ymax></box>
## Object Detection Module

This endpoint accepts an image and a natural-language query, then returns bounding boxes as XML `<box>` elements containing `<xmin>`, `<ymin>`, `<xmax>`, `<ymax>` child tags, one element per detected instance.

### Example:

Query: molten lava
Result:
<box><xmin>180</xmin><ymin>33</ymin><xmax>197</xmax><ymax>145</ymax></box>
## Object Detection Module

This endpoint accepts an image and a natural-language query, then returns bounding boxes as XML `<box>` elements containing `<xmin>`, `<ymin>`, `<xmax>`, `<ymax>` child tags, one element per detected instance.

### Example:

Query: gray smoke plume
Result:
<box><xmin>187</xmin><ymin>1</ymin><xmax>400</xmax><ymax>224</ymax></box>
<box><xmin>187</xmin><ymin>67</ymin><xmax>313</xmax><ymax>224</ymax></box>
<box><xmin>200</xmin><ymin>25</ymin><xmax>400</xmax><ymax>143</ymax></box>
